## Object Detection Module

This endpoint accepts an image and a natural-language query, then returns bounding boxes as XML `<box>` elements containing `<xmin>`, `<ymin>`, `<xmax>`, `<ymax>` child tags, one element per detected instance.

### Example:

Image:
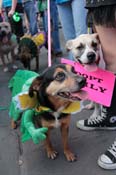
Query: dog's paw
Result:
<box><xmin>11</xmin><ymin>120</ymin><xmax>17</xmax><ymax>129</ymax></box>
<box><xmin>47</xmin><ymin>149</ymin><xmax>58</xmax><ymax>160</ymax></box>
<box><xmin>64</xmin><ymin>150</ymin><xmax>77</xmax><ymax>162</ymax></box>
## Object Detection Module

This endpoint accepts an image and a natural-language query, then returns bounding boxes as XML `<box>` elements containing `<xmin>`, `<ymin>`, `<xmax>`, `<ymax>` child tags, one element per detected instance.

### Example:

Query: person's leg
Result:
<box><xmin>95</xmin><ymin>26</ymin><xmax>116</xmax><ymax>72</ymax></box>
<box><xmin>57</xmin><ymin>2</ymin><xmax>75</xmax><ymax>41</ymax></box>
<box><xmin>24</xmin><ymin>13</ymin><xmax>30</xmax><ymax>34</ymax></box>
<box><xmin>57</xmin><ymin>2</ymin><xmax>75</xmax><ymax>60</ymax></box>
<box><xmin>76</xmin><ymin>26</ymin><xmax>116</xmax><ymax>169</ymax></box>
<box><xmin>6</xmin><ymin>7</ymin><xmax>24</xmax><ymax>42</ymax></box>
<box><xmin>50</xmin><ymin>0</ymin><xmax>62</xmax><ymax>55</ymax></box>
<box><xmin>77</xmin><ymin>84</ymin><xmax>116</xmax><ymax>131</ymax></box>
<box><xmin>96</xmin><ymin>26</ymin><xmax>116</xmax><ymax>170</ymax></box>
<box><xmin>42</xmin><ymin>10</ymin><xmax>48</xmax><ymax>33</ymax></box>
<box><xmin>24</xmin><ymin>1</ymin><xmax>38</xmax><ymax>36</ymax></box>
<box><xmin>72</xmin><ymin>0</ymin><xmax>87</xmax><ymax>37</ymax></box>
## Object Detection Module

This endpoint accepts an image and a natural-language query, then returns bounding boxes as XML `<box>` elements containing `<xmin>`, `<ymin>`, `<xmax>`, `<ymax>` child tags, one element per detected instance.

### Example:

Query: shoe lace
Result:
<box><xmin>108</xmin><ymin>141</ymin><xmax>116</xmax><ymax>157</ymax></box>
<box><xmin>88</xmin><ymin>115</ymin><xmax>105</xmax><ymax>125</ymax></box>
<box><xmin>88</xmin><ymin>106</ymin><xmax>107</xmax><ymax>125</ymax></box>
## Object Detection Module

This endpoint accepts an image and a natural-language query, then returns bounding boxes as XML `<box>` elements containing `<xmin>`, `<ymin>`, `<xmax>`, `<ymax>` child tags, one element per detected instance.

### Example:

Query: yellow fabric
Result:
<box><xmin>18</xmin><ymin>92</ymin><xmax>38</xmax><ymax>110</ymax></box>
<box><xmin>35</xmin><ymin>106</ymin><xmax>50</xmax><ymax>113</ymax></box>
<box><xmin>35</xmin><ymin>101</ymin><xmax>81</xmax><ymax>113</ymax></box>
<box><xmin>33</xmin><ymin>33</ymin><xmax>45</xmax><ymax>46</ymax></box>
<box><xmin>21</xmin><ymin>34</ymin><xmax>32</xmax><ymax>40</ymax></box>
<box><xmin>62</xmin><ymin>102</ymin><xmax>81</xmax><ymax>113</ymax></box>
<box><xmin>21</xmin><ymin>33</ymin><xmax>45</xmax><ymax>47</ymax></box>
<box><xmin>17</xmin><ymin>92</ymin><xmax>81</xmax><ymax>113</ymax></box>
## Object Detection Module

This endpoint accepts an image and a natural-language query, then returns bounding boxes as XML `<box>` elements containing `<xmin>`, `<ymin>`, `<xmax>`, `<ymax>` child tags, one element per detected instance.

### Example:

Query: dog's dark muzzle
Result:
<box><xmin>77</xmin><ymin>76</ymin><xmax>86</xmax><ymax>89</ymax></box>
<box><xmin>0</xmin><ymin>30</ymin><xmax>11</xmax><ymax>41</ymax></box>
<box><xmin>87</xmin><ymin>52</ymin><xmax>96</xmax><ymax>63</ymax></box>
<box><xmin>0</xmin><ymin>30</ymin><xmax>7</xmax><ymax>37</ymax></box>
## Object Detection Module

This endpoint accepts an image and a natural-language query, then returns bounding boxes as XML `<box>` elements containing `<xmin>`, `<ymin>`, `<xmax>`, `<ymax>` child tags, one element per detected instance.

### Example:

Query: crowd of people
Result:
<box><xmin>0</xmin><ymin>0</ymin><xmax>87</xmax><ymax>58</ymax></box>
<box><xmin>1</xmin><ymin>0</ymin><xmax>116</xmax><ymax>171</ymax></box>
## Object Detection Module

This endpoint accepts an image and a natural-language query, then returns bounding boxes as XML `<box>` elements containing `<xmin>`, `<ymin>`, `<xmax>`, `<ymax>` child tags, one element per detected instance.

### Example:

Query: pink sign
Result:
<box><xmin>61</xmin><ymin>58</ymin><xmax>116</xmax><ymax>107</ymax></box>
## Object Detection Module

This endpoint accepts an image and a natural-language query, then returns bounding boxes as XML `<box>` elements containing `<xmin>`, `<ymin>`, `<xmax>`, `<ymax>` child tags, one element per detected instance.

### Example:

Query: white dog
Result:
<box><xmin>66</xmin><ymin>33</ymin><xmax>104</xmax><ymax>118</ymax></box>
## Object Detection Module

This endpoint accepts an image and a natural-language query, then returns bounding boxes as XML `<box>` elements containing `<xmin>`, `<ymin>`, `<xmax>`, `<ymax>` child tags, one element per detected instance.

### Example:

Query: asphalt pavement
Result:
<box><xmin>0</xmin><ymin>30</ymin><xmax>116</xmax><ymax>175</ymax></box>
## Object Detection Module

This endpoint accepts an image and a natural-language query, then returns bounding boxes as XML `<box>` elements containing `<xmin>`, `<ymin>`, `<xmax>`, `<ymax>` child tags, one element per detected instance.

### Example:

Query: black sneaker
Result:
<box><xmin>98</xmin><ymin>140</ymin><xmax>116</xmax><ymax>169</ymax></box>
<box><xmin>76</xmin><ymin>106</ymin><xmax>116</xmax><ymax>131</ymax></box>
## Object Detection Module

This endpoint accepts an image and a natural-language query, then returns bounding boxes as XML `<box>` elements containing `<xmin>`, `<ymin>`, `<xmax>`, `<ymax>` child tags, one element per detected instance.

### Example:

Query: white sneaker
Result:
<box><xmin>98</xmin><ymin>140</ymin><xmax>116</xmax><ymax>169</ymax></box>
<box><xmin>3</xmin><ymin>67</ymin><xmax>8</xmax><ymax>72</ymax></box>
<box><xmin>12</xmin><ymin>65</ymin><xmax>18</xmax><ymax>69</ymax></box>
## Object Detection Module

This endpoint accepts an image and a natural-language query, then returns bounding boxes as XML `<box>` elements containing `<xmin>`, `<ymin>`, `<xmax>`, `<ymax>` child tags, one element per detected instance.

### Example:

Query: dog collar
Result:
<box><xmin>62</xmin><ymin>101</ymin><xmax>82</xmax><ymax>113</ymax></box>
<box><xmin>14</xmin><ymin>91</ymin><xmax>82</xmax><ymax>114</ymax></box>
<box><xmin>35</xmin><ymin>101</ymin><xmax>82</xmax><ymax>114</ymax></box>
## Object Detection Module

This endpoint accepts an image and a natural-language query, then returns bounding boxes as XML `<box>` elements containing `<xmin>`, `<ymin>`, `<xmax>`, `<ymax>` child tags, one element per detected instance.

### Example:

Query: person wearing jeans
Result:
<box><xmin>50</xmin><ymin>0</ymin><xmax>62</xmax><ymax>56</ymax></box>
<box><xmin>9</xmin><ymin>0</ymin><xmax>38</xmax><ymax>35</ymax></box>
<box><xmin>38</xmin><ymin>0</ymin><xmax>62</xmax><ymax>56</ymax></box>
<box><xmin>56</xmin><ymin>0</ymin><xmax>87</xmax><ymax>60</ymax></box>
<box><xmin>76</xmin><ymin>0</ymin><xmax>116</xmax><ymax>170</ymax></box>
<box><xmin>23</xmin><ymin>0</ymin><xmax>38</xmax><ymax>35</ymax></box>
<box><xmin>0</xmin><ymin>0</ymin><xmax>24</xmax><ymax>41</ymax></box>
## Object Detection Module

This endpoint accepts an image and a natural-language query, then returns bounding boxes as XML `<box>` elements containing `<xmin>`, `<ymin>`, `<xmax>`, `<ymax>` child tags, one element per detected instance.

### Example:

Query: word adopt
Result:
<box><xmin>61</xmin><ymin>58</ymin><xmax>115</xmax><ymax>106</ymax></box>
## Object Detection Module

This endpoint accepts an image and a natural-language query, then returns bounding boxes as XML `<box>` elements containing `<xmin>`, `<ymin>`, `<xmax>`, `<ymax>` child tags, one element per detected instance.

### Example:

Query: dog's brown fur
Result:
<box><xmin>11</xmin><ymin>64</ymin><xmax>86</xmax><ymax>161</ymax></box>
<box><xmin>29</xmin><ymin>64</ymin><xmax>86</xmax><ymax>161</ymax></box>
<box><xmin>18</xmin><ymin>36</ymin><xmax>39</xmax><ymax>71</ymax></box>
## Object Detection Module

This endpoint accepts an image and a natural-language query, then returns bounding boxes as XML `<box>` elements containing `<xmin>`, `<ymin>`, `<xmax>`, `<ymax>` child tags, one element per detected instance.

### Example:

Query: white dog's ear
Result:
<box><xmin>65</xmin><ymin>40</ymin><xmax>73</xmax><ymax>51</ymax></box>
<box><xmin>92</xmin><ymin>33</ymin><xmax>100</xmax><ymax>43</ymax></box>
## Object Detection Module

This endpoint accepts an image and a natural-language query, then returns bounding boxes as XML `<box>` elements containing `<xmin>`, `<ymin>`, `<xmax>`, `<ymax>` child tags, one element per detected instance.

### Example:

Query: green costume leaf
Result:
<box><xmin>9</xmin><ymin>70</ymin><xmax>48</xmax><ymax>144</ymax></box>
<box><xmin>21</xmin><ymin>110</ymin><xmax>48</xmax><ymax>144</ymax></box>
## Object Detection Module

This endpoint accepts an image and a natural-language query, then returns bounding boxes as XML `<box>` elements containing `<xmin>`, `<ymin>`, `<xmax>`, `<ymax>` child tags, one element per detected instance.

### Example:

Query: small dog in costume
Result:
<box><xmin>0</xmin><ymin>22</ymin><xmax>18</xmax><ymax>72</ymax></box>
<box><xmin>18</xmin><ymin>32</ymin><xmax>46</xmax><ymax>70</ymax></box>
<box><xmin>9</xmin><ymin>64</ymin><xmax>87</xmax><ymax>162</ymax></box>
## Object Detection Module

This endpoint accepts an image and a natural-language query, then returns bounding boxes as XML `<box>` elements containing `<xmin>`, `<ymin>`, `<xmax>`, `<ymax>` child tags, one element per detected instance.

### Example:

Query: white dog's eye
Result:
<box><xmin>92</xmin><ymin>42</ymin><xmax>97</xmax><ymax>48</ymax></box>
<box><xmin>76</xmin><ymin>43</ymin><xmax>84</xmax><ymax>50</ymax></box>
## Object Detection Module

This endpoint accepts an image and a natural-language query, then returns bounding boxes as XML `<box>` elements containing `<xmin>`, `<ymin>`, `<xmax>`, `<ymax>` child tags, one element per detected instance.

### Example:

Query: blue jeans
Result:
<box><xmin>42</xmin><ymin>0</ymin><xmax>62</xmax><ymax>53</ymax></box>
<box><xmin>57</xmin><ymin>0</ymin><xmax>87</xmax><ymax>59</ymax></box>
<box><xmin>24</xmin><ymin>1</ymin><xmax>38</xmax><ymax>35</ymax></box>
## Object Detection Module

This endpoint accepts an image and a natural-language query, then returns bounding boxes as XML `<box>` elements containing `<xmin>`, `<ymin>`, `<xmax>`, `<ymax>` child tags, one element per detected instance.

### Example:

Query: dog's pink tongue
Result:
<box><xmin>84</xmin><ymin>63</ymin><xmax>98</xmax><ymax>72</ymax></box>
<box><xmin>73</xmin><ymin>90</ymin><xmax>88</xmax><ymax>100</ymax></box>
<box><xmin>3</xmin><ymin>36</ymin><xmax>8</xmax><ymax>43</ymax></box>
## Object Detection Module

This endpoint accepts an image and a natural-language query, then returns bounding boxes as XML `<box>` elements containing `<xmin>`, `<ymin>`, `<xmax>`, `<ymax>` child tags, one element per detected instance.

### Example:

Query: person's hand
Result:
<box><xmin>8</xmin><ymin>9</ymin><xmax>15</xmax><ymax>17</ymax></box>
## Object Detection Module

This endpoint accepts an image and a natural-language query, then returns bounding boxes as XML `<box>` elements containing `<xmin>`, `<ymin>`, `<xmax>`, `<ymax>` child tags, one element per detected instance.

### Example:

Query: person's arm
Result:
<box><xmin>8</xmin><ymin>0</ymin><xmax>17</xmax><ymax>17</ymax></box>
<box><xmin>0</xmin><ymin>0</ymin><xmax>3</xmax><ymax>14</ymax></box>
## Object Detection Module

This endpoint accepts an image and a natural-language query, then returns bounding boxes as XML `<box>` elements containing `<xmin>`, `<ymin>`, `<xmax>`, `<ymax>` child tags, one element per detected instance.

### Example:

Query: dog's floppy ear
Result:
<box><xmin>65</xmin><ymin>40</ymin><xmax>73</xmax><ymax>51</ymax></box>
<box><xmin>92</xmin><ymin>33</ymin><xmax>100</xmax><ymax>43</ymax></box>
<box><xmin>29</xmin><ymin>76</ymin><xmax>43</xmax><ymax>97</ymax></box>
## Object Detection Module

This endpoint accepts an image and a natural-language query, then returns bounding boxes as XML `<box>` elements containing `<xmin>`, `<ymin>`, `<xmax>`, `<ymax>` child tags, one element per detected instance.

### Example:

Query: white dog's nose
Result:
<box><xmin>87</xmin><ymin>52</ymin><xmax>96</xmax><ymax>63</ymax></box>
